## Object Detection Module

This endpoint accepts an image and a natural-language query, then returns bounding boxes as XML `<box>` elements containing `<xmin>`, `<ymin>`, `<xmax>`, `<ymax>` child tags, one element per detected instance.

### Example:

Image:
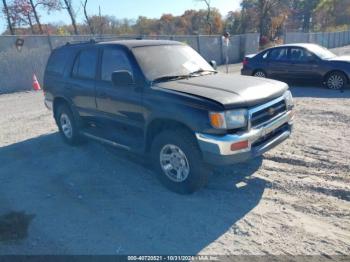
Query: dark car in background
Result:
<box><xmin>241</xmin><ymin>43</ymin><xmax>350</xmax><ymax>90</ymax></box>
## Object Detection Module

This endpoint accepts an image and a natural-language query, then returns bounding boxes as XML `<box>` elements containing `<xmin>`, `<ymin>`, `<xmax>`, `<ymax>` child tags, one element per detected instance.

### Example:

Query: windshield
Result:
<box><xmin>132</xmin><ymin>44</ymin><xmax>214</xmax><ymax>81</ymax></box>
<box><xmin>310</xmin><ymin>44</ymin><xmax>336</xmax><ymax>59</ymax></box>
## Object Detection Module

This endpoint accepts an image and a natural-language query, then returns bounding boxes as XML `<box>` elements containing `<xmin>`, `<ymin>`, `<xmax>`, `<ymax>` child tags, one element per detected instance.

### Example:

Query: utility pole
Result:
<box><xmin>99</xmin><ymin>5</ymin><xmax>102</xmax><ymax>36</ymax></box>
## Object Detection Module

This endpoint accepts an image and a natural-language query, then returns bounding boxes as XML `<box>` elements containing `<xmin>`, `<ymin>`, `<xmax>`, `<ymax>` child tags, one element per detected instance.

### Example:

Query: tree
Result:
<box><xmin>8</xmin><ymin>0</ymin><xmax>35</xmax><ymax>33</ymax></box>
<box><xmin>240</xmin><ymin>0</ymin><xmax>289</xmax><ymax>40</ymax></box>
<box><xmin>196</xmin><ymin>0</ymin><xmax>213</xmax><ymax>34</ymax></box>
<box><xmin>2</xmin><ymin>0</ymin><xmax>15</xmax><ymax>34</ymax></box>
<box><xmin>314</xmin><ymin>0</ymin><xmax>350</xmax><ymax>31</ymax></box>
<box><xmin>62</xmin><ymin>0</ymin><xmax>78</xmax><ymax>35</ymax></box>
<box><xmin>82</xmin><ymin>0</ymin><xmax>94</xmax><ymax>34</ymax></box>
<box><xmin>287</xmin><ymin>0</ymin><xmax>320</xmax><ymax>32</ymax></box>
<box><xmin>26</xmin><ymin>0</ymin><xmax>61</xmax><ymax>34</ymax></box>
<box><xmin>159</xmin><ymin>14</ymin><xmax>175</xmax><ymax>35</ymax></box>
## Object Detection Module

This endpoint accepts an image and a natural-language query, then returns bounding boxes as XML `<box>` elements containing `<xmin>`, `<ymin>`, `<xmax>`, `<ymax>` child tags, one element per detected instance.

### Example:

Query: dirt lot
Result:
<box><xmin>0</xmin><ymin>53</ymin><xmax>350</xmax><ymax>256</ymax></box>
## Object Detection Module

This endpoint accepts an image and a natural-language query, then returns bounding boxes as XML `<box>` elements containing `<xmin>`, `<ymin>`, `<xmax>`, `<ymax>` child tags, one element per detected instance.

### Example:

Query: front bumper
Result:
<box><xmin>196</xmin><ymin>110</ymin><xmax>294</xmax><ymax>166</ymax></box>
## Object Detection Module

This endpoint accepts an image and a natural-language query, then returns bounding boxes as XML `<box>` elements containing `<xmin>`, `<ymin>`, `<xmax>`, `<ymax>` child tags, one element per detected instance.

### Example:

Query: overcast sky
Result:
<box><xmin>0</xmin><ymin>0</ymin><xmax>241</xmax><ymax>33</ymax></box>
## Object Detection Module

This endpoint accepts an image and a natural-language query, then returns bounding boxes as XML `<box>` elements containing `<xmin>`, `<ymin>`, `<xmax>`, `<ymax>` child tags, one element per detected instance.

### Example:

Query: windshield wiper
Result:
<box><xmin>152</xmin><ymin>69</ymin><xmax>217</xmax><ymax>84</ymax></box>
<box><xmin>152</xmin><ymin>74</ymin><xmax>190</xmax><ymax>83</ymax></box>
<box><xmin>189</xmin><ymin>69</ymin><xmax>217</xmax><ymax>76</ymax></box>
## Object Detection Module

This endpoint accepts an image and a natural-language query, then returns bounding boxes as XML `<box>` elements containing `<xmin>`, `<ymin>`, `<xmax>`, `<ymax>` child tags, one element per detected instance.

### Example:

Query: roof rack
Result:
<box><xmin>65</xmin><ymin>39</ymin><xmax>96</xmax><ymax>46</ymax></box>
<box><xmin>65</xmin><ymin>36</ymin><xmax>144</xmax><ymax>46</ymax></box>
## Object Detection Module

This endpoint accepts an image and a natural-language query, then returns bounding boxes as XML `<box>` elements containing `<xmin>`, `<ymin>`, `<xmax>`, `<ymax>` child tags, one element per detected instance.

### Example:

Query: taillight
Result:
<box><xmin>243</xmin><ymin>57</ymin><xmax>249</xmax><ymax>66</ymax></box>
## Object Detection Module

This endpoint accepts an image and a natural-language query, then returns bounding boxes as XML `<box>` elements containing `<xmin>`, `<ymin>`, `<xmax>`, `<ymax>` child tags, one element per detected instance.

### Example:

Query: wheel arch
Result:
<box><xmin>53</xmin><ymin>97</ymin><xmax>71</xmax><ymax>120</ymax></box>
<box><xmin>323</xmin><ymin>70</ymin><xmax>349</xmax><ymax>84</ymax></box>
<box><xmin>52</xmin><ymin>96</ymin><xmax>81</xmax><ymax>126</ymax></box>
<box><xmin>145</xmin><ymin>118</ymin><xmax>197</xmax><ymax>153</ymax></box>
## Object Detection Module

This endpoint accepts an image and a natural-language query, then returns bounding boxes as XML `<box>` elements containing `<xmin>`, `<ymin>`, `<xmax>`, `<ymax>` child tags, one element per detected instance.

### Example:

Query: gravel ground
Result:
<box><xmin>0</xmin><ymin>49</ymin><xmax>350</xmax><ymax>256</ymax></box>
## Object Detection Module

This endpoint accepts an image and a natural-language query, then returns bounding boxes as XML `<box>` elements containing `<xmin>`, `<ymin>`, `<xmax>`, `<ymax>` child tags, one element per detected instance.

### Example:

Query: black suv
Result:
<box><xmin>44</xmin><ymin>40</ymin><xmax>294</xmax><ymax>194</ymax></box>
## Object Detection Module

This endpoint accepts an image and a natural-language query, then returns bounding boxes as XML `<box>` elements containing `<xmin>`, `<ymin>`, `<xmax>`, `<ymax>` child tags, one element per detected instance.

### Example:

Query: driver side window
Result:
<box><xmin>101</xmin><ymin>48</ymin><xmax>132</xmax><ymax>82</ymax></box>
<box><xmin>290</xmin><ymin>48</ymin><xmax>315</xmax><ymax>62</ymax></box>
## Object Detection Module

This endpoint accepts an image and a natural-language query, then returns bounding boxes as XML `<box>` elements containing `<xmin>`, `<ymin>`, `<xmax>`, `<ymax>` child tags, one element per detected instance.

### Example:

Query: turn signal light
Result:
<box><xmin>231</xmin><ymin>140</ymin><xmax>249</xmax><ymax>151</ymax></box>
<box><xmin>209</xmin><ymin>112</ymin><xmax>225</xmax><ymax>129</ymax></box>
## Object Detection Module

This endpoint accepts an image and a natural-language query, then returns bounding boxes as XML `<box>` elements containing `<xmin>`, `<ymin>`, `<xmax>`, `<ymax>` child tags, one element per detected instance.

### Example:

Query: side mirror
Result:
<box><xmin>209</xmin><ymin>60</ymin><xmax>217</xmax><ymax>70</ymax></box>
<box><xmin>111</xmin><ymin>70</ymin><xmax>134</xmax><ymax>87</ymax></box>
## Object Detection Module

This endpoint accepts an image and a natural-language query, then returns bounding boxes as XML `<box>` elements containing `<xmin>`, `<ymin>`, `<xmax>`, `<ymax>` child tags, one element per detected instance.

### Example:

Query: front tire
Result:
<box><xmin>151</xmin><ymin>129</ymin><xmax>209</xmax><ymax>194</ymax></box>
<box><xmin>325</xmin><ymin>72</ymin><xmax>347</xmax><ymax>90</ymax></box>
<box><xmin>56</xmin><ymin>105</ymin><xmax>82</xmax><ymax>145</ymax></box>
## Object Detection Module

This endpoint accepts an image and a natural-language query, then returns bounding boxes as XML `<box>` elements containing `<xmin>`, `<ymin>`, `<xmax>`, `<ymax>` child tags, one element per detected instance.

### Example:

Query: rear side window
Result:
<box><xmin>261</xmin><ymin>51</ymin><xmax>269</xmax><ymax>59</ymax></box>
<box><xmin>101</xmin><ymin>48</ymin><xmax>132</xmax><ymax>81</ymax></box>
<box><xmin>72</xmin><ymin>48</ymin><xmax>98</xmax><ymax>80</ymax></box>
<box><xmin>46</xmin><ymin>49</ymin><xmax>71</xmax><ymax>75</ymax></box>
<box><xmin>269</xmin><ymin>48</ymin><xmax>288</xmax><ymax>61</ymax></box>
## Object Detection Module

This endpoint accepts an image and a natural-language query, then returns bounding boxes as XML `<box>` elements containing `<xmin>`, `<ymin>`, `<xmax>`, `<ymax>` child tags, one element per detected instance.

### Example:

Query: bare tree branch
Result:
<box><xmin>82</xmin><ymin>0</ymin><xmax>94</xmax><ymax>34</ymax></box>
<box><xmin>62</xmin><ymin>0</ymin><xmax>78</xmax><ymax>35</ymax></box>
<box><xmin>2</xmin><ymin>0</ymin><xmax>15</xmax><ymax>34</ymax></box>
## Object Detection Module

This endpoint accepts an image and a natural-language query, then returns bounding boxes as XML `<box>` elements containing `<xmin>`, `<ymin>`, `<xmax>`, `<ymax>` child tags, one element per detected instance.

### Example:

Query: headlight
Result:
<box><xmin>209</xmin><ymin>109</ymin><xmax>248</xmax><ymax>129</ymax></box>
<box><xmin>284</xmin><ymin>90</ymin><xmax>294</xmax><ymax>110</ymax></box>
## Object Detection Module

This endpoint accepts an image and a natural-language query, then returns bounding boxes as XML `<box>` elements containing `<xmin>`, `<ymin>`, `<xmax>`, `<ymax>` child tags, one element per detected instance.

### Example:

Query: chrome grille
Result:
<box><xmin>250</xmin><ymin>98</ymin><xmax>287</xmax><ymax>128</ymax></box>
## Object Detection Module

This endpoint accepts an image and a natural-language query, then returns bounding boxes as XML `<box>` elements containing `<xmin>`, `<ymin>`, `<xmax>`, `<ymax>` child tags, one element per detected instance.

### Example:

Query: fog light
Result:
<box><xmin>231</xmin><ymin>140</ymin><xmax>249</xmax><ymax>151</ymax></box>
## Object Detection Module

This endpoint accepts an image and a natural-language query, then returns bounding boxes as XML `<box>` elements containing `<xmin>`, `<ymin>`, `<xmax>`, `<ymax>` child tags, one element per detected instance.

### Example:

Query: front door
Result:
<box><xmin>94</xmin><ymin>46</ymin><xmax>145</xmax><ymax>148</ymax></box>
<box><xmin>288</xmin><ymin>47</ymin><xmax>321</xmax><ymax>81</ymax></box>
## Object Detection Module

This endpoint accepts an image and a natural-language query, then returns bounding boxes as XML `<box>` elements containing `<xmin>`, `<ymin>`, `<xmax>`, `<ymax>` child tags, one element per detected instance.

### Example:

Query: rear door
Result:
<box><xmin>68</xmin><ymin>48</ymin><xmax>99</xmax><ymax>118</ymax></box>
<box><xmin>266</xmin><ymin>47</ymin><xmax>290</xmax><ymax>80</ymax></box>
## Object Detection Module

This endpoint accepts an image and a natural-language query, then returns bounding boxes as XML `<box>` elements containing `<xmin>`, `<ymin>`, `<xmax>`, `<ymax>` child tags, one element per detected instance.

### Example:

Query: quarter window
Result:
<box><xmin>101</xmin><ymin>48</ymin><xmax>132</xmax><ymax>81</ymax></box>
<box><xmin>47</xmin><ymin>49</ymin><xmax>72</xmax><ymax>75</ymax></box>
<box><xmin>262</xmin><ymin>51</ymin><xmax>269</xmax><ymax>59</ymax></box>
<box><xmin>72</xmin><ymin>49</ymin><xmax>98</xmax><ymax>80</ymax></box>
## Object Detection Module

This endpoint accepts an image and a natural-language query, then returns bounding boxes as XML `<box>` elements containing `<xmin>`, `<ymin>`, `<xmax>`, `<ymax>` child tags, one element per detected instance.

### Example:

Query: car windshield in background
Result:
<box><xmin>132</xmin><ymin>44</ymin><xmax>214</xmax><ymax>81</ymax></box>
<box><xmin>310</xmin><ymin>44</ymin><xmax>337</xmax><ymax>59</ymax></box>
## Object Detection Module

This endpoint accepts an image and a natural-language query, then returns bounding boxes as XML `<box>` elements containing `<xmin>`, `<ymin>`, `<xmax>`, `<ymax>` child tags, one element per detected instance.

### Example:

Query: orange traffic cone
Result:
<box><xmin>32</xmin><ymin>74</ymin><xmax>41</xmax><ymax>91</ymax></box>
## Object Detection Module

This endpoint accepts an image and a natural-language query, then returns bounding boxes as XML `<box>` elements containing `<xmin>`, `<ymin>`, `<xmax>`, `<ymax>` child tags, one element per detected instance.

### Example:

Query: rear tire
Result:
<box><xmin>253</xmin><ymin>70</ymin><xmax>266</xmax><ymax>78</ymax></box>
<box><xmin>151</xmin><ymin>129</ymin><xmax>209</xmax><ymax>194</ymax></box>
<box><xmin>56</xmin><ymin>104</ymin><xmax>83</xmax><ymax>145</ymax></box>
<box><xmin>325</xmin><ymin>72</ymin><xmax>347</xmax><ymax>90</ymax></box>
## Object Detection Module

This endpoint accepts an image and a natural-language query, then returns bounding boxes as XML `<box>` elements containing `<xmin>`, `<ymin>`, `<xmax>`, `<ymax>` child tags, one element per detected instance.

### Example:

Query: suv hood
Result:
<box><xmin>155</xmin><ymin>74</ymin><xmax>288</xmax><ymax>109</ymax></box>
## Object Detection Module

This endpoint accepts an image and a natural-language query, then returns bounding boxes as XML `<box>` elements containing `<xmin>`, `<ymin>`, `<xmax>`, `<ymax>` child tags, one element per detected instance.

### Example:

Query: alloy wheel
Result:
<box><xmin>327</xmin><ymin>74</ymin><xmax>344</xmax><ymax>90</ymax></box>
<box><xmin>159</xmin><ymin>144</ymin><xmax>190</xmax><ymax>183</ymax></box>
<box><xmin>60</xmin><ymin>113</ymin><xmax>73</xmax><ymax>139</ymax></box>
<box><xmin>254</xmin><ymin>71</ymin><xmax>266</xmax><ymax>78</ymax></box>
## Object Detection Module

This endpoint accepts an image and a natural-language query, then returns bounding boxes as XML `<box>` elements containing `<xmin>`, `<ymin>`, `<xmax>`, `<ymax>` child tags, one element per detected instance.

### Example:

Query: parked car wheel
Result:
<box><xmin>56</xmin><ymin>105</ymin><xmax>83</xmax><ymax>145</ymax></box>
<box><xmin>325</xmin><ymin>71</ymin><xmax>347</xmax><ymax>90</ymax></box>
<box><xmin>253</xmin><ymin>70</ymin><xmax>266</xmax><ymax>78</ymax></box>
<box><xmin>151</xmin><ymin>129</ymin><xmax>209</xmax><ymax>194</ymax></box>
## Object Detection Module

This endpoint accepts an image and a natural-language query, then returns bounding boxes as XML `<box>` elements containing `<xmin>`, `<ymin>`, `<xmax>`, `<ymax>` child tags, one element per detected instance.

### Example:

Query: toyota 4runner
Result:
<box><xmin>44</xmin><ymin>40</ymin><xmax>294</xmax><ymax>194</ymax></box>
